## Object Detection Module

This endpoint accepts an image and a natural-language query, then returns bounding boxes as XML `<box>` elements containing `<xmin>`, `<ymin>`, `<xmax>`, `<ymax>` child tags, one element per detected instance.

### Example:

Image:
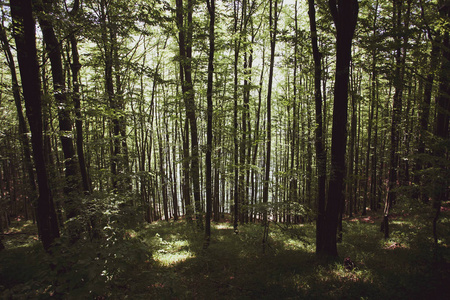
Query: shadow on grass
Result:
<box><xmin>1</xmin><ymin>212</ymin><xmax>449</xmax><ymax>299</ymax></box>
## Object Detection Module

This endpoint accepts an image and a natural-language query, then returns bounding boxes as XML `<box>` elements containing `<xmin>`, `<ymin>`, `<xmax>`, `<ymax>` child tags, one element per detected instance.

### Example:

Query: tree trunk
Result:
<box><xmin>69</xmin><ymin>0</ymin><xmax>90</xmax><ymax>194</ymax></box>
<box><xmin>383</xmin><ymin>0</ymin><xmax>410</xmax><ymax>239</ymax></box>
<box><xmin>204</xmin><ymin>0</ymin><xmax>215</xmax><ymax>248</ymax></box>
<box><xmin>38</xmin><ymin>0</ymin><xmax>83</xmax><ymax>222</ymax></box>
<box><xmin>364</xmin><ymin>1</ymin><xmax>379</xmax><ymax>213</ymax></box>
<box><xmin>308</xmin><ymin>0</ymin><xmax>326</xmax><ymax>254</ymax></box>
<box><xmin>262</xmin><ymin>0</ymin><xmax>280</xmax><ymax>251</ymax></box>
<box><xmin>320</xmin><ymin>0</ymin><xmax>358</xmax><ymax>257</ymax></box>
<box><xmin>251</xmin><ymin>46</ymin><xmax>265</xmax><ymax>223</ymax></box>
<box><xmin>157</xmin><ymin>122</ymin><xmax>169</xmax><ymax>221</ymax></box>
<box><xmin>433</xmin><ymin>3</ymin><xmax>450</xmax><ymax>248</ymax></box>
<box><xmin>232</xmin><ymin>0</ymin><xmax>241</xmax><ymax>233</ymax></box>
<box><xmin>176</xmin><ymin>0</ymin><xmax>202</xmax><ymax>229</ymax></box>
<box><xmin>11</xmin><ymin>0</ymin><xmax>60</xmax><ymax>251</ymax></box>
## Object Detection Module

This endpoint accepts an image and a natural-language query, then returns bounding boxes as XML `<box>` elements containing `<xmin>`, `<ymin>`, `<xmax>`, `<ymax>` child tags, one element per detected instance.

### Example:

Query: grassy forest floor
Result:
<box><xmin>1</xmin><ymin>202</ymin><xmax>450</xmax><ymax>299</ymax></box>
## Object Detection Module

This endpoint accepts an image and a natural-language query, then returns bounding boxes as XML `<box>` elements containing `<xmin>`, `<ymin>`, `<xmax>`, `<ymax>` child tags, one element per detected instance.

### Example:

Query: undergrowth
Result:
<box><xmin>1</xmin><ymin>204</ymin><xmax>449</xmax><ymax>299</ymax></box>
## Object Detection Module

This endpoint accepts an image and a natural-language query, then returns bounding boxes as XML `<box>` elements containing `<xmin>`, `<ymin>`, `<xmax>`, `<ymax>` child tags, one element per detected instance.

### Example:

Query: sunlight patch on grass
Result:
<box><xmin>153</xmin><ymin>250</ymin><xmax>195</xmax><ymax>267</ymax></box>
<box><xmin>5</xmin><ymin>236</ymin><xmax>39</xmax><ymax>249</ymax></box>
<box><xmin>3</xmin><ymin>220</ymin><xmax>40</xmax><ymax>249</ymax></box>
<box><xmin>383</xmin><ymin>241</ymin><xmax>409</xmax><ymax>250</ymax></box>
<box><xmin>283</xmin><ymin>238</ymin><xmax>304</xmax><ymax>250</ymax></box>
<box><xmin>330</xmin><ymin>265</ymin><xmax>375</xmax><ymax>284</ymax></box>
<box><xmin>214</xmin><ymin>223</ymin><xmax>233</xmax><ymax>230</ymax></box>
<box><xmin>148</xmin><ymin>233</ymin><xmax>194</xmax><ymax>267</ymax></box>
<box><xmin>391</xmin><ymin>220</ymin><xmax>410</xmax><ymax>225</ymax></box>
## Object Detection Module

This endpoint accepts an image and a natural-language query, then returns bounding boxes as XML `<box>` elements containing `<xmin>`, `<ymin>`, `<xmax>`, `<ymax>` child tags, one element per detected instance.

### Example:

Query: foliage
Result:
<box><xmin>1</xmin><ymin>207</ymin><xmax>449</xmax><ymax>299</ymax></box>
<box><xmin>0</xmin><ymin>193</ymin><xmax>151</xmax><ymax>299</ymax></box>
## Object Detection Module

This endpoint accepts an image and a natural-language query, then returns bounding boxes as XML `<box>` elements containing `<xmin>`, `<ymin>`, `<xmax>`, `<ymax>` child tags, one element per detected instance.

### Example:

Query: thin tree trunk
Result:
<box><xmin>262</xmin><ymin>0</ymin><xmax>280</xmax><ymax>252</ymax></box>
<box><xmin>69</xmin><ymin>0</ymin><xmax>90</xmax><ymax>194</ymax></box>
<box><xmin>363</xmin><ymin>1</ymin><xmax>378</xmax><ymax>213</ymax></box>
<box><xmin>0</xmin><ymin>23</ymin><xmax>37</xmax><ymax>209</ymax></box>
<box><xmin>204</xmin><ymin>0</ymin><xmax>215</xmax><ymax>248</ymax></box>
<box><xmin>291</xmin><ymin>0</ymin><xmax>300</xmax><ymax>224</ymax></box>
<box><xmin>433</xmin><ymin>3</ymin><xmax>450</xmax><ymax>249</ymax></box>
<box><xmin>309</xmin><ymin>0</ymin><xmax>326</xmax><ymax>253</ymax></box>
<box><xmin>232</xmin><ymin>0</ymin><xmax>241</xmax><ymax>233</ymax></box>
<box><xmin>157</xmin><ymin>123</ymin><xmax>169</xmax><ymax>221</ymax></box>
<box><xmin>383</xmin><ymin>0</ymin><xmax>410</xmax><ymax>239</ymax></box>
<box><xmin>100</xmin><ymin>0</ymin><xmax>119</xmax><ymax>191</ymax></box>
<box><xmin>416</xmin><ymin>3</ymin><xmax>441</xmax><ymax>197</ymax></box>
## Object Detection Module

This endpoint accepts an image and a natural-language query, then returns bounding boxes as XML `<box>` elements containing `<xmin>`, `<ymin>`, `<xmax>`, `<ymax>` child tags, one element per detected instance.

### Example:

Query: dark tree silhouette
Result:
<box><xmin>10</xmin><ymin>0</ymin><xmax>60</xmax><ymax>251</ymax></box>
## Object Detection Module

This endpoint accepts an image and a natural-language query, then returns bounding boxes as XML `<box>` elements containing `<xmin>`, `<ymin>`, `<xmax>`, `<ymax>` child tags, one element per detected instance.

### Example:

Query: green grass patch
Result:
<box><xmin>1</xmin><ymin>210</ymin><xmax>449</xmax><ymax>299</ymax></box>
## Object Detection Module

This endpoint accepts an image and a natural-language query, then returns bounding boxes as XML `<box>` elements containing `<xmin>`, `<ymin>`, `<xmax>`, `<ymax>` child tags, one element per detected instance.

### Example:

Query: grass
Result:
<box><xmin>1</xmin><ymin>208</ymin><xmax>449</xmax><ymax>299</ymax></box>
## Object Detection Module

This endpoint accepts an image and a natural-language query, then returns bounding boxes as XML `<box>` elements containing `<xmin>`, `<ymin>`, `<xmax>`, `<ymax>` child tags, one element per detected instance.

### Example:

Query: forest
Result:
<box><xmin>0</xmin><ymin>0</ymin><xmax>449</xmax><ymax>298</ymax></box>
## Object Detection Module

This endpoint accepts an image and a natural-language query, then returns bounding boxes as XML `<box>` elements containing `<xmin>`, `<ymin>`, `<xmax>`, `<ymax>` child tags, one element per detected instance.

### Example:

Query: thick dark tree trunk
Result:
<box><xmin>38</xmin><ymin>0</ymin><xmax>83</xmax><ymax>222</ymax></box>
<box><xmin>308</xmin><ymin>0</ymin><xmax>326</xmax><ymax>255</ymax></box>
<box><xmin>11</xmin><ymin>0</ymin><xmax>60</xmax><ymax>251</ymax></box>
<box><xmin>176</xmin><ymin>0</ymin><xmax>202</xmax><ymax>229</ymax></box>
<box><xmin>320</xmin><ymin>0</ymin><xmax>358</xmax><ymax>257</ymax></box>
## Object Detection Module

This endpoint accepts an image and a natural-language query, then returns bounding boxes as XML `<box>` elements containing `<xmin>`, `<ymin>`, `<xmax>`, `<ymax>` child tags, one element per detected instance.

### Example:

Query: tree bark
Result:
<box><xmin>204</xmin><ymin>0</ymin><xmax>215</xmax><ymax>248</ymax></box>
<box><xmin>320</xmin><ymin>0</ymin><xmax>358</xmax><ymax>257</ymax></box>
<box><xmin>38</xmin><ymin>0</ymin><xmax>83</xmax><ymax>221</ymax></box>
<box><xmin>157</xmin><ymin>123</ymin><xmax>169</xmax><ymax>221</ymax></box>
<box><xmin>69</xmin><ymin>0</ymin><xmax>91</xmax><ymax>194</ymax></box>
<box><xmin>176</xmin><ymin>0</ymin><xmax>202</xmax><ymax>229</ymax></box>
<box><xmin>433</xmin><ymin>2</ymin><xmax>450</xmax><ymax>248</ymax></box>
<box><xmin>232</xmin><ymin>0</ymin><xmax>242</xmax><ymax>233</ymax></box>
<box><xmin>11</xmin><ymin>0</ymin><xmax>60</xmax><ymax>251</ymax></box>
<box><xmin>262</xmin><ymin>0</ymin><xmax>280</xmax><ymax>251</ymax></box>
<box><xmin>383</xmin><ymin>0</ymin><xmax>410</xmax><ymax>239</ymax></box>
<box><xmin>308</xmin><ymin>0</ymin><xmax>326</xmax><ymax>254</ymax></box>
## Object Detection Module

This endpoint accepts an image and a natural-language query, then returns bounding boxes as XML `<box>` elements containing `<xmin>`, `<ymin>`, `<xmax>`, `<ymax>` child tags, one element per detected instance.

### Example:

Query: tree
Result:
<box><xmin>383</xmin><ymin>0</ymin><xmax>411</xmax><ymax>239</ymax></box>
<box><xmin>68</xmin><ymin>0</ymin><xmax>91</xmax><ymax>194</ymax></box>
<box><xmin>37</xmin><ymin>0</ymin><xmax>84</xmax><ymax>226</ymax></box>
<box><xmin>0</xmin><ymin>22</ymin><xmax>37</xmax><ymax>211</ymax></box>
<box><xmin>308</xmin><ymin>0</ymin><xmax>326</xmax><ymax>255</ymax></box>
<box><xmin>99</xmin><ymin>0</ymin><xmax>121</xmax><ymax>191</ymax></box>
<box><xmin>176</xmin><ymin>0</ymin><xmax>202</xmax><ymax>227</ymax></box>
<box><xmin>204</xmin><ymin>0</ymin><xmax>215</xmax><ymax>249</ymax></box>
<box><xmin>319</xmin><ymin>0</ymin><xmax>358</xmax><ymax>257</ymax></box>
<box><xmin>262</xmin><ymin>0</ymin><xmax>281</xmax><ymax>251</ymax></box>
<box><xmin>10</xmin><ymin>0</ymin><xmax>60</xmax><ymax>251</ymax></box>
<box><xmin>232</xmin><ymin>0</ymin><xmax>242</xmax><ymax>233</ymax></box>
<box><xmin>432</xmin><ymin>1</ymin><xmax>450</xmax><ymax>247</ymax></box>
